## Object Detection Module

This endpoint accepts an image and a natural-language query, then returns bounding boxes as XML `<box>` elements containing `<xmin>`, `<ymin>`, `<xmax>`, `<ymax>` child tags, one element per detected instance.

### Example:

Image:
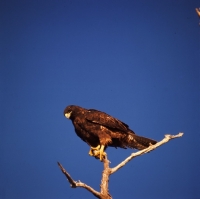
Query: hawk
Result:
<box><xmin>64</xmin><ymin>105</ymin><xmax>157</xmax><ymax>161</ymax></box>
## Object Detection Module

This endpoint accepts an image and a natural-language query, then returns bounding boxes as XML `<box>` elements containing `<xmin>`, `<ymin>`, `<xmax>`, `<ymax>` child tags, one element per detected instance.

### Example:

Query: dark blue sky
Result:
<box><xmin>1</xmin><ymin>0</ymin><xmax>200</xmax><ymax>199</ymax></box>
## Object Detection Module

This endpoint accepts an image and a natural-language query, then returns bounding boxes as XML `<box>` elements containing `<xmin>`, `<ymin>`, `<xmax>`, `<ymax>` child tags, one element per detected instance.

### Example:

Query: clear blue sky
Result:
<box><xmin>1</xmin><ymin>0</ymin><xmax>200</xmax><ymax>199</ymax></box>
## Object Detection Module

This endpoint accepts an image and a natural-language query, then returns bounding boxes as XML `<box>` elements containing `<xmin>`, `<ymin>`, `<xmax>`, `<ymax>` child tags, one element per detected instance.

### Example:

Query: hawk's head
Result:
<box><xmin>63</xmin><ymin>105</ymin><xmax>84</xmax><ymax>120</ymax></box>
<box><xmin>63</xmin><ymin>105</ymin><xmax>74</xmax><ymax>119</ymax></box>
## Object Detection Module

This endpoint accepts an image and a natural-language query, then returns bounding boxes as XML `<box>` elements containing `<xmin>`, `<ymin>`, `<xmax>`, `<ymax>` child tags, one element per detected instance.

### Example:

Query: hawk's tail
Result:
<box><xmin>125</xmin><ymin>133</ymin><xmax>157</xmax><ymax>150</ymax></box>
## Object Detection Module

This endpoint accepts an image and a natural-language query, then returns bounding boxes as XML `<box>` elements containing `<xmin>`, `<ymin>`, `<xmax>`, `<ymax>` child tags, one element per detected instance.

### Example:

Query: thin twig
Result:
<box><xmin>110</xmin><ymin>132</ymin><xmax>184</xmax><ymax>174</ymax></box>
<box><xmin>196</xmin><ymin>8</ymin><xmax>200</xmax><ymax>17</ymax></box>
<box><xmin>57</xmin><ymin>162</ymin><xmax>101</xmax><ymax>198</ymax></box>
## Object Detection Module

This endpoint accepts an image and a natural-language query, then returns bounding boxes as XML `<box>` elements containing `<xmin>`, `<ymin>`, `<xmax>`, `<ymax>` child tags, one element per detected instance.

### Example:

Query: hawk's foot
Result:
<box><xmin>88</xmin><ymin>145</ymin><xmax>106</xmax><ymax>161</ymax></box>
<box><xmin>88</xmin><ymin>145</ymin><xmax>101</xmax><ymax>156</ymax></box>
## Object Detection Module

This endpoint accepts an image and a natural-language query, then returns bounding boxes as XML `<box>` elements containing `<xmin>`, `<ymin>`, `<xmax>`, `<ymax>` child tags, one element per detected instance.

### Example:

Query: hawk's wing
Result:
<box><xmin>86</xmin><ymin>109</ymin><xmax>131</xmax><ymax>133</ymax></box>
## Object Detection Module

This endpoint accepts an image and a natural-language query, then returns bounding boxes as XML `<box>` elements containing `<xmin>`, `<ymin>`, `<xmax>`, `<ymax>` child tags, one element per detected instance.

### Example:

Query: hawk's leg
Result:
<box><xmin>88</xmin><ymin>145</ymin><xmax>100</xmax><ymax>156</ymax></box>
<box><xmin>99</xmin><ymin>145</ymin><xmax>106</xmax><ymax>161</ymax></box>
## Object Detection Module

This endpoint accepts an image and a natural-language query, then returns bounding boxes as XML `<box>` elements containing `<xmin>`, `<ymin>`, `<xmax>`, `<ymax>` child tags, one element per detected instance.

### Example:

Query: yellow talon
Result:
<box><xmin>88</xmin><ymin>149</ymin><xmax>94</xmax><ymax>156</ymax></box>
<box><xmin>88</xmin><ymin>145</ymin><xmax>106</xmax><ymax>161</ymax></box>
<box><xmin>88</xmin><ymin>145</ymin><xmax>100</xmax><ymax>156</ymax></box>
<box><xmin>99</xmin><ymin>145</ymin><xmax>106</xmax><ymax>161</ymax></box>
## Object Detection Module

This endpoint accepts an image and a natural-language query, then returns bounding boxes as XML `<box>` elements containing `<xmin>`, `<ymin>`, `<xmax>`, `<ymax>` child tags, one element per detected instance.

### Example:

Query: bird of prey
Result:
<box><xmin>64</xmin><ymin>105</ymin><xmax>157</xmax><ymax>161</ymax></box>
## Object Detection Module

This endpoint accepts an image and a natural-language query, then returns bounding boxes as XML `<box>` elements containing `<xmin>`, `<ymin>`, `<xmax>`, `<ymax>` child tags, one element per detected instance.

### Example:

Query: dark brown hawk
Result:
<box><xmin>64</xmin><ymin>105</ymin><xmax>157</xmax><ymax>161</ymax></box>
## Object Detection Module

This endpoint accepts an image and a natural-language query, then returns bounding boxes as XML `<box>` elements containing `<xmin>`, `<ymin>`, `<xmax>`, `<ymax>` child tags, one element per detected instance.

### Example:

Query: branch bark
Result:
<box><xmin>100</xmin><ymin>156</ymin><xmax>112</xmax><ymax>199</ymax></box>
<box><xmin>58</xmin><ymin>132</ymin><xmax>183</xmax><ymax>199</ymax></box>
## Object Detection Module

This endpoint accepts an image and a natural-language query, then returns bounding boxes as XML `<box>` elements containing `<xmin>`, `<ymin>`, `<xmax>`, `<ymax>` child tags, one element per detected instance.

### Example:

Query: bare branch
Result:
<box><xmin>100</xmin><ymin>156</ymin><xmax>112</xmax><ymax>199</ymax></box>
<box><xmin>58</xmin><ymin>132</ymin><xmax>183</xmax><ymax>198</ymax></box>
<box><xmin>196</xmin><ymin>8</ymin><xmax>200</xmax><ymax>17</ymax></box>
<box><xmin>110</xmin><ymin>132</ymin><xmax>184</xmax><ymax>174</ymax></box>
<box><xmin>57</xmin><ymin>162</ymin><xmax>101</xmax><ymax>198</ymax></box>
<box><xmin>57</xmin><ymin>162</ymin><xmax>76</xmax><ymax>187</ymax></box>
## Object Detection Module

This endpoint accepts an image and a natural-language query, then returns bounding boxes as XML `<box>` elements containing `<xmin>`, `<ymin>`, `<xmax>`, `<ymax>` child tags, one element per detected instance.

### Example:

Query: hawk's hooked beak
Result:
<box><xmin>65</xmin><ymin>111</ymin><xmax>72</xmax><ymax>119</ymax></box>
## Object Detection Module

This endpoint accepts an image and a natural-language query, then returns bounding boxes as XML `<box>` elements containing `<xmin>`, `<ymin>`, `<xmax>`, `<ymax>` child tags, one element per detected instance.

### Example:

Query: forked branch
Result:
<box><xmin>57</xmin><ymin>162</ymin><xmax>101</xmax><ymax>198</ymax></box>
<box><xmin>58</xmin><ymin>132</ymin><xmax>183</xmax><ymax>199</ymax></box>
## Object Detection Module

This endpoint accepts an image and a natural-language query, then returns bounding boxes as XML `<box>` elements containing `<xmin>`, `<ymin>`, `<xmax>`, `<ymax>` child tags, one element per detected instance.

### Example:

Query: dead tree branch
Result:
<box><xmin>58</xmin><ymin>132</ymin><xmax>183</xmax><ymax>199</ymax></box>
<box><xmin>196</xmin><ymin>8</ymin><xmax>200</xmax><ymax>17</ymax></box>
<box><xmin>110</xmin><ymin>132</ymin><xmax>183</xmax><ymax>174</ymax></box>
<box><xmin>57</xmin><ymin>162</ymin><xmax>101</xmax><ymax>198</ymax></box>
<box><xmin>100</xmin><ymin>155</ymin><xmax>112</xmax><ymax>199</ymax></box>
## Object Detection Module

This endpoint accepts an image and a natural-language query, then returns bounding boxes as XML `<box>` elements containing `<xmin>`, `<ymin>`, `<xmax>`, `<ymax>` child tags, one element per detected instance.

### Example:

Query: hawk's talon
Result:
<box><xmin>88</xmin><ymin>145</ymin><xmax>106</xmax><ymax>161</ymax></box>
<box><xmin>88</xmin><ymin>145</ymin><xmax>101</xmax><ymax>156</ymax></box>
<box><xmin>93</xmin><ymin>150</ymin><xmax>106</xmax><ymax>160</ymax></box>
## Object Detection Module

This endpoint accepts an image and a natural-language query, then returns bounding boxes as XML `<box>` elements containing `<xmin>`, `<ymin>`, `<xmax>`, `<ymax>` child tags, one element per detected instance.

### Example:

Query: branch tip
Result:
<box><xmin>110</xmin><ymin>132</ymin><xmax>183</xmax><ymax>174</ymax></box>
<box><xmin>178</xmin><ymin>132</ymin><xmax>184</xmax><ymax>136</ymax></box>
